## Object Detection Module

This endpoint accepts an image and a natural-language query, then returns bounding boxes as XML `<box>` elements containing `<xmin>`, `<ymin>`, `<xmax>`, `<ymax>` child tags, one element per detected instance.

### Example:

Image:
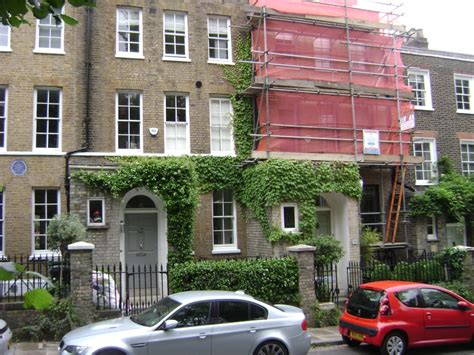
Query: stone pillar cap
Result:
<box><xmin>68</xmin><ymin>241</ymin><xmax>95</xmax><ymax>250</ymax></box>
<box><xmin>287</xmin><ymin>244</ymin><xmax>316</xmax><ymax>252</ymax></box>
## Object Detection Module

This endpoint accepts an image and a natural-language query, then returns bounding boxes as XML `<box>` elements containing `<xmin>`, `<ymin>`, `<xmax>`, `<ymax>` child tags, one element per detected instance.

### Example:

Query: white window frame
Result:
<box><xmin>413</xmin><ymin>138</ymin><xmax>437</xmax><ymax>185</ymax></box>
<box><xmin>163</xmin><ymin>11</ymin><xmax>189</xmax><ymax>61</ymax></box>
<box><xmin>281</xmin><ymin>203</ymin><xmax>299</xmax><ymax>232</ymax></box>
<box><xmin>116</xmin><ymin>91</ymin><xmax>143</xmax><ymax>153</ymax></box>
<box><xmin>460</xmin><ymin>140</ymin><xmax>474</xmax><ymax>177</ymax></box>
<box><xmin>0</xmin><ymin>190</ymin><xmax>4</xmax><ymax>255</ymax></box>
<box><xmin>33</xmin><ymin>88</ymin><xmax>62</xmax><ymax>152</ymax></box>
<box><xmin>0</xmin><ymin>87</ymin><xmax>7</xmax><ymax>151</ymax></box>
<box><xmin>408</xmin><ymin>69</ymin><xmax>433</xmax><ymax>110</ymax></box>
<box><xmin>34</xmin><ymin>11</ymin><xmax>65</xmax><ymax>54</ymax></box>
<box><xmin>212</xmin><ymin>189</ymin><xmax>239</xmax><ymax>254</ymax></box>
<box><xmin>454</xmin><ymin>74</ymin><xmax>474</xmax><ymax>114</ymax></box>
<box><xmin>87</xmin><ymin>198</ymin><xmax>106</xmax><ymax>227</ymax></box>
<box><xmin>426</xmin><ymin>216</ymin><xmax>438</xmax><ymax>241</ymax></box>
<box><xmin>32</xmin><ymin>189</ymin><xmax>60</xmax><ymax>255</ymax></box>
<box><xmin>210</xmin><ymin>97</ymin><xmax>234</xmax><ymax>155</ymax></box>
<box><xmin>164</xmin><ymin>94</ymin><xmax>190</xmax><ymax>155</ymax></box>
<box><xmin>207</xmin><ymin>16</ymin><xmax>233</xmax><ymax>64</ymax></box>
<box><xmin>116</xmin><ymin>7</ymin><xmax>144</xmax><ymax>59</ymax></box>
<box><xmin>0</xmin><ymin>24</ymin><xmax>11</xmax><ymax>52</ymax></box>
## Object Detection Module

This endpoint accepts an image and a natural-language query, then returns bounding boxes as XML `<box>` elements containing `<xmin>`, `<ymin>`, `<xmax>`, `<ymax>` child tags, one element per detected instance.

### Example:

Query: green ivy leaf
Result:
<box><xmin>23</xmin><ymin>288</ymin><xmax>55</xmax><ymax>310</ymax></box>
<box><xmin>60</xmin><ymin>14</ymin><xmax>78</xmax><ymax>25</ymax></box>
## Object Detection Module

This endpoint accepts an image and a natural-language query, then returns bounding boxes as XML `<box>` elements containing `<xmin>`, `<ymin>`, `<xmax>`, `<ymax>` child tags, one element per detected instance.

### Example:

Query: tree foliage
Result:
<box><xmin>409</xmin><ymin>158</ymin><xmax>474</xmax><ymax>221</ymax></box>
<box><xmin>0</xmin><ymin>0</ymin><xmax>95</xmax><ymax>27</ymax></box>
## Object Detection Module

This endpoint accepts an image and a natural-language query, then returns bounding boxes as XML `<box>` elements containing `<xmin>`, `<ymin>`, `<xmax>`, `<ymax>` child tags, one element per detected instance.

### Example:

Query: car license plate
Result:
<box><xmin>349</xmin><ymin>331</ymin><xmax>364</xmax><ymax>341</ymax></box>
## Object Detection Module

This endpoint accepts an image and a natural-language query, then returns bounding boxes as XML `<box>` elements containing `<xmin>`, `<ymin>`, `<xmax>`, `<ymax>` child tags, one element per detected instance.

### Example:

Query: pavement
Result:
<box><xmin>9</xmin><ymin>326</ymin><xmax>342</xmax><ymax>354</ymax></box>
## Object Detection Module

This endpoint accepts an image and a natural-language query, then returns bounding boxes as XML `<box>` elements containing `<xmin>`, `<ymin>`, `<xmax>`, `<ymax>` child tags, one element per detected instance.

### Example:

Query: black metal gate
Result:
<box><xmin>94</xmin><ymin>263</ymin><xmax>168</xmax><ymax>315</ymax></box>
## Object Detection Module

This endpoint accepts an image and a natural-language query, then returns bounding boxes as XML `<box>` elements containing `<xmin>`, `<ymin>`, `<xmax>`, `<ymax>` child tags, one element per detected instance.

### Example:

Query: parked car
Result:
<box><xmin>58</xmin><ymin>290</ymin><xmax>311</xmax><ymax>355</ymax></box>
<box><xmin>0</xmin><ymin>319</ymin><xmax>12</xmax><ymax>355</ymax></box>
<box><xmin>339</xmin><ymin>280</ymin><xmax>474</xmax><ymax>355</ymax></box>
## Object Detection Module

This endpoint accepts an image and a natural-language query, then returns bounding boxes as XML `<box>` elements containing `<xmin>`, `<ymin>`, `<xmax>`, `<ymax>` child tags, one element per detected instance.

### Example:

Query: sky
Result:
<box><xmin>402</xmin><ymin>0</ymin><xmax>474</xmax><ymax>55</ymax></box>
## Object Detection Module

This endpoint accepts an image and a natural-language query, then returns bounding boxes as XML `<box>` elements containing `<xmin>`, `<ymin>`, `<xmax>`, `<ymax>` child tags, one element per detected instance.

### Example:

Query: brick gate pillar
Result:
<box><xmin>287</xmin><ymin>244</ymin><xmax>316</xmax><ymax>325</ymax></box>
<box><xmin>68</xmin><ymin>241</ymin><xmax>95</xmax><ymax>323</ymax></box>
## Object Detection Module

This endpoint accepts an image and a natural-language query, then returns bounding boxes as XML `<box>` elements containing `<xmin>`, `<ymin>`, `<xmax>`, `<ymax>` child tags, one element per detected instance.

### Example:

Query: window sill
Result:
<box><xmin>210</xmin><ymin>151</ymin><xmax>236</xmax><ymax>157</ymax></box>
<box><xmin>414</xmin><ymin>107</ymin><xmax>434</xmax><ymax>111</ymax></box>
<box><xmin>30</xmin><ymin>252</ymin><xmax>61</xmax><ymax>260</ymax></box>
<box><xmin>115</xmin><ymin>53</ymin><xmax>145</xmax><ymax>60</ymax></box>
<box><xmin>212</xmin><ymin>248</ymin><xmax>241</xmax><ymax>255</ymax></box>
<box><xmin>415</xmin><ymin>181</ymin><xmax>437</xmax><ymax>186</ymax></box>
<box><xmin>87</xmin><ymin>223</ymin><xmax>109</xmax><ymax>230</ymax></box>
<box><xmin>0</xmin><ymin>48</ymin><xmax>12</xmax><ymax>52</ymax></box>
<box><xmin>427</xmin><ymin>237</ymin><xmax>438</xmax><ymax>242</ymax></box>
<box><xmin>33</xmin><ymin>49</ymin><xmax>65</xmax><ymax>55</ymax></box>
<box><xmin>456</xmin><ymin>110</ymin><xmax>474</xmax><ymax>115</ymax></box>
<box><xmin>208</xmin><ymin>60</ymin><xmax>234</xmax><ymax>65</ymax></box>
<box><xmin>162</xmin><ymin>56</ymin><xmax>191</xmax><ymax>63</ymax></box>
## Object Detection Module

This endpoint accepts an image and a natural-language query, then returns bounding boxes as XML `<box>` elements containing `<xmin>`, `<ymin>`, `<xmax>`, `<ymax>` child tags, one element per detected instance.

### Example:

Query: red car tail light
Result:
<box><xmin>301</xmin><ymin>319</ymin><xmax>308</xmax><ymax>331</ymax></box>
<box><xmin>379</xmin><ymin>296</ymin><xmax>391</xmax><ymax>315</ymax></box>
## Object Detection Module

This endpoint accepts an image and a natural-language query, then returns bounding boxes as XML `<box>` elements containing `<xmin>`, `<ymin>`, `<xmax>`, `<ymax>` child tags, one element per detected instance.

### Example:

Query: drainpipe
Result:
<box><xmin>65</xmin><ymin>147</ymin><xmax>89</xmax><ymax>213</ymax></box>
<box><xmin>84</xmin><ymin>6</ymin><xmax>93</xmax><ymax>148</ymax></box>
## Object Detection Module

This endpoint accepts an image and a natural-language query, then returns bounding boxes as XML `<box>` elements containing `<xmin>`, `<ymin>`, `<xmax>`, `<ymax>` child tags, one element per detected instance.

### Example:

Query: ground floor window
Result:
<box><xmin>0</xmin><ymin>190</ymin><xmax>3</xmax><ymax>253</ymax></box>
<box><xmin>281</xmin><ymin>203</ymin><xmax>298</xmax><ymax>232</ymax></box>
<box><xmin>212</xmin><ymin>189</ymin><xmax>237</xmax><ymax>253</ymax></box>
<box><xmin>33</xmin><ymin>189</ymin><xmax>59</xmax><ymax>252</ymax></box>
<box><xmin>426</xmin><ymin>216</ymin><xmax>437</xmax><ymax>241</ymax></box>
<box><xmin>360</xmin><ymin>184</ymin><xmax>383</xmax><ymax>234</ymax></box>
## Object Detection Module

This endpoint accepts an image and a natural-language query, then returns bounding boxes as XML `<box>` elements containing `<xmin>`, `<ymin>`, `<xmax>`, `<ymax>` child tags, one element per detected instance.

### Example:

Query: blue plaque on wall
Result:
<box><xmin>10</xmin><ymin>160</ymin><xmax>28</xmax><ymax>176</ymax></box>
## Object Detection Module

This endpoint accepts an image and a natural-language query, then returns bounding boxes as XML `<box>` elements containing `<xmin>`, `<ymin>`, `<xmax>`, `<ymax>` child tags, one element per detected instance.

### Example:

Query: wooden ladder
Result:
<box><xmin>384</xmin><ymin>165</ymin><xmax>406</xmax><ymax>243</ymax></box>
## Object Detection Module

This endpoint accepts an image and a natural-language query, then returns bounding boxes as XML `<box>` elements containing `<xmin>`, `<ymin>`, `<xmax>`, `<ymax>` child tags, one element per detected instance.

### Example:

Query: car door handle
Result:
<box><xmin>199</xmin><ymin>332</ymin><xmax>207</xmax><ymax>339</ymax></box>
<box><xmin>249</xmin><ymin>327</ymin><xmax>257</xmax><ymax>333</ymax></box>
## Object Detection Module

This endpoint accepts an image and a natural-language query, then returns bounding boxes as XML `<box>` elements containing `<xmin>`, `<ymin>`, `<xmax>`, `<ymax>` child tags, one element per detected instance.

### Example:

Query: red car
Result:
<box><xmin>339</xmin><ymin>280</ymin><xmax>474</xmax><ymax>355</ymax></box>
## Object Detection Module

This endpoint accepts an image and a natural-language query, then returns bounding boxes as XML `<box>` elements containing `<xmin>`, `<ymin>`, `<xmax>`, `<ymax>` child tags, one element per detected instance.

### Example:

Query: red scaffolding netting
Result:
<box><xmin>249</xmin><ymin>0</ymin><xmax>414</xmax><ymax>156</ymax></box>
<box><xmin>255</xmin><ymin>92</ymin><xmax>412</xmax><ymax>156</ymax></box>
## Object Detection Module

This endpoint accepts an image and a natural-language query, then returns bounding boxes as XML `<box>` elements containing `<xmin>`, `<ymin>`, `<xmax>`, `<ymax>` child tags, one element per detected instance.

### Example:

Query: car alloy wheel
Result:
<box><xmin>254</xmin><ymin>340</ymin><xmax>288</xmax><ymax>355</ymax></box>
<box><xmin>382</xmin><ymin>332</ymin><xmax>406</xmax><ymax>355</ymax></box>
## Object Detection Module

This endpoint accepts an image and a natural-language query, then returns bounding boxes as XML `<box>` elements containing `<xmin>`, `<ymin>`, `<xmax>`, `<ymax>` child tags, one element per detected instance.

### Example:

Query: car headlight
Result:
<box><xmin>64</xmin><ymin>345</ymin><xmax>89</xmax><ymax>354</ymax></box>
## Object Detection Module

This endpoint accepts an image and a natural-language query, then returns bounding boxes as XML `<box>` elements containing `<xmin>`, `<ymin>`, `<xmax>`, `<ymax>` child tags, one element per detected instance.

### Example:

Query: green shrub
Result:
<box><xmin>310</xmin><ymin>301</ymin><xmax>342</xmax><ymax>328</ymax></box>
<box><xmin>436</xmin><ymin>247</ymin><xmax>467</xmax><ymax>281</ymax></box>
<box><xmin>360</xmin><ymin>228</ymin><xmax>381</xmax><ymax>264</ymax></box>
<box><xmin>393</xmin><ymin>261</ymin><xmax>415</xmax><ymax>281</ymax></box>
<box><xmin>413</xmin><ymin>259</ymin><xmax>445</xmax><ymax>282</ymax></box>
<box><xmin>169</xmin><ymin>257</ymin><xmax>299</xmax><ymax>305</ymax></box>
<box><xmin>434</xmin><ymin>281</ymin><xmax>474</xmax><ymax>302</ymax></box>
<box><xmin>302</xmin><ymin>234</ymin><xmax>344</xmax><ymax>266</ymax></box>
<box><xmin>15</xmin><ymin>298</ymin><xmax>81</xmax><ymax>341</ymax></box>
<box><xmin>363</xmin><ymin>261</ymin><xmax>391</xmax><ymax>282</ymax></box>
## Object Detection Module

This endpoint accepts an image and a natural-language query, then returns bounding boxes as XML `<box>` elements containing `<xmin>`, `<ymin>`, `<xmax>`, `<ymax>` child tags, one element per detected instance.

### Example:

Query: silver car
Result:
<box><xmin>58</xmin><ymin>290</ymin><xmax>311</xmax><ymax>355</ymax></box>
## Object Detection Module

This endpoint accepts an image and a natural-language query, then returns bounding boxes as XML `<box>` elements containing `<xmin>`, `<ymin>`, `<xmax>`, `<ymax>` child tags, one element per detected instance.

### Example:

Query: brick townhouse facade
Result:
<box><xmin>402</xmin><ymin>34</ymin><xmax>474</xmax><ymax>254</ymax></box>
<box><xmin>2</xmin><ymin>0</ymin><xmax>472</xmax><ymax>283</ymax></box>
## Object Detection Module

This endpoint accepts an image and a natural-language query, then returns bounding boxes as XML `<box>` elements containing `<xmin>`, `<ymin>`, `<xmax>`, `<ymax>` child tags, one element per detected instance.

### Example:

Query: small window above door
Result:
<box><xmin>126</xmin><ymin>195</ymin><xmax>156</xmax><ymax>209</ymax></box>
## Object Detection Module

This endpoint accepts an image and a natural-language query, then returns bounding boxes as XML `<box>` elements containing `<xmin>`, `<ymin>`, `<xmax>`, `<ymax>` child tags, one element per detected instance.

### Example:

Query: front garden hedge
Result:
<box><xmin>169</xmin><ymin>257</ymin><xmax>299</xmax><ymax>305</ymax></box>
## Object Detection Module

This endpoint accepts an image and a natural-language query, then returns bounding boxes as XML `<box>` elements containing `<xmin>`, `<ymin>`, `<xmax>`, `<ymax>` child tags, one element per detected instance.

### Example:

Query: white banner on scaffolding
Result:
<box><xmin>363</xmin><ymin>130</ymin><xmax>380</xmax><ymax>155</ymax></box>
<box><xmin>400</xmin><ymin>113</ymin><xmax>415</xmax><ymax>131</ymax></box>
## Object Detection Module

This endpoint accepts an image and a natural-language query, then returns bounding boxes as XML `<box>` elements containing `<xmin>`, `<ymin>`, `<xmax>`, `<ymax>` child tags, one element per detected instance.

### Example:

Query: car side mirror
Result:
<box><xmin>458</xmin><ymin>301</ymin><xmax>470</xmax><ymax>311</ymax></box>
<box><xmin>162</xmin><ymin>319</ymin><xmax>178</xmax><ymax>331</ymax></box>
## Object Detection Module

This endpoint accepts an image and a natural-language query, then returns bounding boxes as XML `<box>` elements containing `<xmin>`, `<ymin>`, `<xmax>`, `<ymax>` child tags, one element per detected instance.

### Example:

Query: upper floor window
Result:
<box><xmin>454</xmin><ymin>74</ymin><xmax>474</xmax><ymax>114</ymax></box>
<box><xmin>34</xmin><ymin>88</ymin><xmax>61</xmax><ymax>150</ymax></box>
<box><xmin>35</xmin><ymin>12</ymin><xmax>64</xmax><ymax>53</ymax></box>
<box><xmin>460</xmin><ymin>141</ymin><xmax>474</xmax><ymax>176</ymax></box>
<box><xmin>164</xmin><ymin>94</ymin><xmax>189</xmax><ymax>154</ymax></box>
<box><xmin>116</xmin><ymin>8</ymin><xmax>143</xmax><ymax>58</ymax></box>
<box><xmin>0</xmin><ymin>24</ymin><xmax>11</xmax><ymax>51</ymax></box>
<box><xmin>0</xmin><ymin>190</ymin><xmax>4</xmax><ymax>254</ymax></box>
<box><xmin>163</xmin><ymin>12</ymin><xmax>188</xmax><ymax>60</ymax></box>
<box><xmin>116</xmin><ymin>91</ymin><xmax>142</xmax><ymax>152</ymax></box>
<box><xmin>33</xmin><ymin>189</ymin><xmax>59</xmax><ymax>252</ymax></box>
<box><xmin>210</xmin><ymin>98</ymin><xmax>233</xmax><ymax>155</ymax></box>
<box><xmin>413</xmin><ymin>139</ymin><xmax>437</xmax><ymax>185</ymax></box>
<box><xmin>281</xmin><ymin>203</ymin><xmax>299</xmax><ymax>232</ymax></box>
<box><xmin>0</xmin><ymin>87</ymin><xmax>6</xmax><ymax>150</ymax></box>
<box><xmin>212</xmin><ymin>189</ymin><xmax>238</xmax><ymax>253</ymax></box>
<box><xmin>408</xmin><ymin>69</ymin><xmax>432</xmax><ymax>110</ymax></box>
<box><xmin>208</xmin><ymin>16</ymin><xmax>232</xmax><ymax>63</ymax></box>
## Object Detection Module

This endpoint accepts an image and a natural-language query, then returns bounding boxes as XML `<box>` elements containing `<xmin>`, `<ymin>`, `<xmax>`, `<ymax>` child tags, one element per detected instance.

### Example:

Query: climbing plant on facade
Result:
<box><xmin>409</xmin><ymin>157</ymin><xmax>474</xmax><ymax>222</ymax></box>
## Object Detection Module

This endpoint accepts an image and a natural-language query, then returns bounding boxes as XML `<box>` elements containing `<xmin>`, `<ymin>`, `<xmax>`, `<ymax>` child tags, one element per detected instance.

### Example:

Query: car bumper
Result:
<box><xmin>287</xmin><ymin>331</ymin><xmax>312</xmax><ymax>355</ymax></box>
<box><xmin>339</xmin><ymin>319</ymin><xmax>382</xmax><ymax>346</ymax></box>
<box><xmin>0</xmin><ymin>327</ymin><xmax>12</xmax><ymax>354</ymax></box>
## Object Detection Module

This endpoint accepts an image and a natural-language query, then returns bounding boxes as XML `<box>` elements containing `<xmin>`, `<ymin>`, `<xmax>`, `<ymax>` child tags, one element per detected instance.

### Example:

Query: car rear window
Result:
<box><xmin>347</xmin><ymin>287</ymin><xmax>383</xmax><ymax>319</ymax></box>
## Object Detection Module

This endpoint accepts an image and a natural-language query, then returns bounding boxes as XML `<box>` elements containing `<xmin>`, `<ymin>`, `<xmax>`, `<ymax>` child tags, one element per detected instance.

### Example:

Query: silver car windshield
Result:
<box><xmin>131</xmin><ymin>297</ymin><xmax>181</xmax><ymax>327</ymax></box>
